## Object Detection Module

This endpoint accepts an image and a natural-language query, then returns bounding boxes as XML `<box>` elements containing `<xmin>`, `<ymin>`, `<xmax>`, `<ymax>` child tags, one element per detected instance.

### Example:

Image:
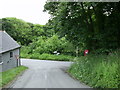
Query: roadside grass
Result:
<box><xmin>68</xmin><ymin>51</ymin><xmax>120</xmax><ymax>88</ymax></box>
<box><xmin>0</xmin><ymin>66</ymin><xmax>28</xmax><ymax>87</ymax></box>
<box><xmin>21</xmin><ymin>53</ymin><xmax>75</xmax><ymax>61</ymax></box>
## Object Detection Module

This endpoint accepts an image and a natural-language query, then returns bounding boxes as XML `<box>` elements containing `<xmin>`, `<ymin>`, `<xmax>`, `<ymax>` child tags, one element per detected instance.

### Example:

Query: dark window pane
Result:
<box><xmin>0</xmin><ymin>54</ymin><xmax>2</xmax><ymax>63</ymax></box>
<box><xmin>10</xmin><ymin>52</ymin><xmax>13</xmax><ymax>58</ymax></box>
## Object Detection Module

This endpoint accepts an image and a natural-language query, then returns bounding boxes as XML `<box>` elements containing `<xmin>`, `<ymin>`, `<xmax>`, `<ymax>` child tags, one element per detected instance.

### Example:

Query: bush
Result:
<box><xmin>22</xmin><ymin>35</ymin><xmax>76</xmax><ymax>55</ymax></box>
<box><xmin>68</xmin><ymin>51</ymin><xmax>120</xmax><ymax>88</ymax></box>
<box><xmin>20</xmin><ymin>37</ymin><xmax>76</xmax><ymax>61</ymax></box>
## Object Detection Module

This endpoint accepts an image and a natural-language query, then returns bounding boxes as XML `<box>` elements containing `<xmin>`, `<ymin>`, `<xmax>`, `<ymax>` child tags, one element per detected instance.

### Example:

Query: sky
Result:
<box><xmin>0</xmin><ymin>0</ymin><xmax>50</xmax><ymax>25</ymax></box>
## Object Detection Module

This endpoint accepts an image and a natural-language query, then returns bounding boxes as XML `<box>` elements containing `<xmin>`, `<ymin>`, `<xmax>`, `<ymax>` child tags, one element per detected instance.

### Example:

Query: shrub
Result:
<box><xmin>21</xmin><ymin>35</ymin><xmax>76</xmax><ymax>55</ymax></box>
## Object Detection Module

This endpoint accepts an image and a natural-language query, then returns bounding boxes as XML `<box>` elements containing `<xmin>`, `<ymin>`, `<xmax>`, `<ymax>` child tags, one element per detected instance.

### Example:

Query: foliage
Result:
<box><xmin>21</xmin><ymin>42</ymin><xmax>75</xmax><ymax>61</ymax></box>
<box><xmin>21</xmin><ymin>52</ymin><xmax>75</xmax><ymax>61</ymax></box>
<box><xmin>21</xmin><ymin>42</ymin><xmax>76</xmax><ymax>61</ymax></box>
<box><xmin>21</xmin><ymin>34</ymin><xmax>76</xmax><ymax>56</ymax></box>
<box><xmin>44</xmin><ymin>2</ymin><xmax>120</xmax><ymax>53</ymax></box>
<box><xmin>68</xmin><ymin>50</ymin><xmax>120</xmax><ymax>88</ymax></box>
<box><xmin>0</xmin><ymin>2</ymin><xmax>119</xmax><ymax>89</ymax></box>
<box><xmin>2</xmin><ymin>18</ymin><xmax>32</xmax><ymax>45</ymax></box>
<box><xmin>2</xmin><ymin>17</ymin><xmax>45</xmax><ymax>45</ymax></box>
<box><xmin>2</xmin><ymin>17</ymin><xmax>76</xmax><ymax>55</ymax></box>
<box><xmin>0</xmin><ymin>66</ymin><xmax>28</xmax><ymax>87</ymax></box>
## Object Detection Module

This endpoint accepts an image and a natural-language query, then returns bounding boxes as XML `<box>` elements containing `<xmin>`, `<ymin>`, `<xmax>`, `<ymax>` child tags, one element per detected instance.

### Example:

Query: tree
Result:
<box><xmin>44</xmin><ymin>2</ymin><xmax>120</xmax><ymax>53</ymax></box>
<box><xmin>2</xmin><ymin>17</ymin><xmax>32</xmax><ymax>45</ymax></box>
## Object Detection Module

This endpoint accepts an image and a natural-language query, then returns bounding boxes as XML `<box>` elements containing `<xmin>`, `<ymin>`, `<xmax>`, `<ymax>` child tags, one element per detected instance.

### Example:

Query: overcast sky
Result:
<box><xmin>0</xmin><ymin>0</ymin><xmax>50</xmax><ymax>25</ymax></box>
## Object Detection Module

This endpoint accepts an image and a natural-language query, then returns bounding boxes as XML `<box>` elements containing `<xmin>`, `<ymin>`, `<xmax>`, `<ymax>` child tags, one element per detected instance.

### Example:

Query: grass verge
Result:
<box><xmin>0</xmin><ymin>66</ymin><xmax>28</xmax><ymax>88</ymax></box>
<box><xmin>68</xmin><ymin>51</ymin><xmax>120</xmax><ymax>88</ymax></box>
<box><xmin>21</xmin><ymin>53</ymin><xmax>75</xmax><ymax>61</ymax></box>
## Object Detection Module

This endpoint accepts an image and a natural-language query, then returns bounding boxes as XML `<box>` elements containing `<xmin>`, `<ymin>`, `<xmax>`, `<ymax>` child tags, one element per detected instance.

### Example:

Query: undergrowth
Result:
<box><xmin>68</xmin><ymin>51</ymin><xmax>120</xmax><ymax>88</ymax></box>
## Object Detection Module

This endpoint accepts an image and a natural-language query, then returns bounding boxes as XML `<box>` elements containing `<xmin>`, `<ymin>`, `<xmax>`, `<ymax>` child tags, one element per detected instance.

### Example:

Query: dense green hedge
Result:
<box><xmin>68</xmin><ymin>51</ymin><xmax>120</xmax><ymax>88</ymax></box>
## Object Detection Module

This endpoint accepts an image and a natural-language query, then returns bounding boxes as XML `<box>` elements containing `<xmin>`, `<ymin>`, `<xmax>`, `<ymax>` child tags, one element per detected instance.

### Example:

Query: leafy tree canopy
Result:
<box><xmin>44</xmin><ymin>2</ymin><xmax>120</xmax><ymax>53</ymax></box>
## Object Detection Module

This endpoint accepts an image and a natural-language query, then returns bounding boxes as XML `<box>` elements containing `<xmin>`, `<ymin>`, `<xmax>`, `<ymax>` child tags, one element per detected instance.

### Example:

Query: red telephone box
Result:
<box><xmin>84</xmin><ymin>49</ymin><xmax>89</xmax><ymax>56</ymax></box>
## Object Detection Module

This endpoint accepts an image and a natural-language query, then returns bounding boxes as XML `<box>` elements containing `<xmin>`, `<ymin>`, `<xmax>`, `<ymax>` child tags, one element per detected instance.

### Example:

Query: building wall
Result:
<box><xmin>0</xmin><ymin>53</ymin><xmax>2</xmax><ymax>72</ymax></box>
<box><xmin>2</xmin><ymin>48</ymin><xmax>20</xmax><ymax>72</ymax></box>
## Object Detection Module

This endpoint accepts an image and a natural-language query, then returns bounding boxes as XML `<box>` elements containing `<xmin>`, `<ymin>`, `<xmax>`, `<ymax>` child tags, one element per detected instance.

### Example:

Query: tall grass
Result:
<box><xmin>68</xmin><ymin>51</ymin><xmax>120</xmax><ymax>88</ymax></box>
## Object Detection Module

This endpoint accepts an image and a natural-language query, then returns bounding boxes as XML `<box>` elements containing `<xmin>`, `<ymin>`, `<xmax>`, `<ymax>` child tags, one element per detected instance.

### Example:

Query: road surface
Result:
<box><xmin>10</xmin><ymin>59</ymin><xmax>90</xmax><ymax>88</ymax></box>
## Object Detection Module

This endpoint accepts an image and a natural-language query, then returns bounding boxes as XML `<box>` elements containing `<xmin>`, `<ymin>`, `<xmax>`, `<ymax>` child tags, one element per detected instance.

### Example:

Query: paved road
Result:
<box><xmin>10</xmin><ymin>59</ymin><xmax>90</xmax><ymax>88</ymax></box>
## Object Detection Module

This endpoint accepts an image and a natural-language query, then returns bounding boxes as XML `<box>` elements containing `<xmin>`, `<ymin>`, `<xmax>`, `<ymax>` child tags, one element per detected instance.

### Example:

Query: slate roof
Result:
<box><xmin>0</xmin><ymin>31</ymin><xmax>20</xmax><ymax>53</ymax></box>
